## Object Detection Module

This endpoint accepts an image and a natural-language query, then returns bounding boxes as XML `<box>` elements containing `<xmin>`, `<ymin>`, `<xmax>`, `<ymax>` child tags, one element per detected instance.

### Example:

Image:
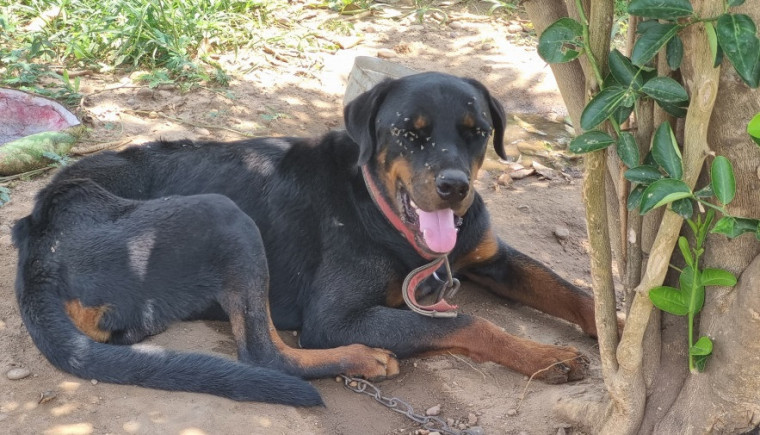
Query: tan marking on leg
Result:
<box><xmin>454</xmin><ymin>229</ymin><xmax>499</xmax><ymax>270</ymax></box>
<box><xmin>64</xmin><ymin>300</ymin><xmax>111</xmax><ymax>342</ymax></box>
<box><xmin>420</xmin><ymin>317</ymin><xmax>588</xmax><ymax>383</ymax></box>
<box><xmin>265</xmin><ymin>303</ymin><xmax>399</xmax><ymax>379</ymax></box>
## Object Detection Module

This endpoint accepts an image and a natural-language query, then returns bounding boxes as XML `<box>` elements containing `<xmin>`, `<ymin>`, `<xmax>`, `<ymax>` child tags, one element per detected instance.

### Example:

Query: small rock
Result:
<box><xmin>335</xmin><ymin>376</ymin><xmax>342</xmax><ymax>382</ymax></box>
<box><xmin>467</xmin><ymin>413</ymin><xmax>478</xmax><ymax>425</ymax></box>
<box><xmin>425</xmin><ymin>404</ymin><xmax>441</xmax><ymax>416</ymax></box>
<box><xmin>429</xmin><ymin>432</ymin><xmax>441</xmax><ymax>435</ymax></box>
<box><xmin>446</xmin><ymin>418</ymin><xmax>455</xmax><ymax>426</ymax></box>
<box><xmin>509</xmin><ymin>168</ymin><xmax>535</xmax><ymax>179</ymax></box>
<box><xmin>467</xmin><ymin>427</ymin><xmax>485</xmax><ymax>435</ymax></box>
<box><xmin>38</xmin><ymin>390</ymin><xmax>57</xmax><ymax>404</ymax></box>
<box><xmin>195</xmin><ymin>127</ymin><xmax>211</xmax><ymax>136</ymax></box>
<box><xmin>517</xmin><ymin>205</ymin><xmax>530</xmax><ymax>212</ymax></box>
<box><xmin>557</xmin><ymin>427</ymin><xmax>568</xmax><ymax>435</ymax></box>
<box><xmin>506</xmin><ymin>408</ymin><xmax>518</xmax><ymax>417</ymax></box>
<box><xmin>458</xmin><ymin>423</ymin><xmax>467</xmax><ymax>430</ymax></box>
<box><xmin>449</xmin><ymin>32</ymin><xmax>458</xmax><ymax>38</ymax></box>
<box><xmin>148</xmin><ymin>111</ymin><xmax>158</xmax><ymax>119</ymax></box>
<box><xmin>91</xmin><ymin>379</ymin><xmax>98</xmax><ymax>385</ymax></box>
<box><xmin>479</xmin><ymin>43</ymin><xmax>493</xmax><ymax>51</ymax></box>
<box><xmin>497</xmin><ymin>173</ymin><xmax>513</xmax><ymax>186</ymax></box>
<box><xmin>364</xmin><ymin>25</ymin><xmax>376</xmax><ymax>33</ymax></box>
<box><xmin>449</xmin><ymin>21</ymin><xmax>464</xmax><ymax>30</ymax></box>
<box><xmin>6</xmin><ymin>368</ymin><xmax>31</xmax><ymax>380</ymax></box>
<box><xmin>136</xmin><ymin>87</ymin><xmax>153</xmax><ymax>100</ymax></box>
<box><xmin>507</xmin><ymin>23</ymin><xmax>523</xmax><ymax>33</ymax></box>
<box><xmin>377</xmin><ymin>48</ymin><xmax>397</xmax><ymax>59</ymax></box>
<box><xmin>126</xmin><ymin>98</ymin><xmax>137</xmax><ymax>107</ymax></box>
<box><xmin>554</xmin><ymin>226</ymin><xmax>571</xmax><ymax>240</ymax></box>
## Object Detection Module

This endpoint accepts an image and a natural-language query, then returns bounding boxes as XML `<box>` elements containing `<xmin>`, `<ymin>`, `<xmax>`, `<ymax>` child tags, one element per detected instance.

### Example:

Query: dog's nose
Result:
<box><xmin>435</xmin><ymin>169</ymin><xmax>470</xmax><ymax>201</ymax></box>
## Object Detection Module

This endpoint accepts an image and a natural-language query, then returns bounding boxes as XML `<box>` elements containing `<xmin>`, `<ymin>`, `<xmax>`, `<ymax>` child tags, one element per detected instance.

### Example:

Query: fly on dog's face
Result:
<box><xmin>369</xmin><ymin>77</ymin><xmax>498</xmax><ymax>255</ymax></box>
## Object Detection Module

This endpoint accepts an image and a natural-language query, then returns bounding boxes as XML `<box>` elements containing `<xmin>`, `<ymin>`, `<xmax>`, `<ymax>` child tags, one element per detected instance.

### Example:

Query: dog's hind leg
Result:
<box><xmin>215</xmin><ymin>215</ymin><xmax>399</xmax><ymax>381</ymax></box>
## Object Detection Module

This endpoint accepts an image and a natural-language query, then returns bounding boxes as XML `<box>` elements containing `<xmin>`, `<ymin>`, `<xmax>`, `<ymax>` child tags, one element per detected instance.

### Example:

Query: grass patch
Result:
<box><xmin>1</xmin><ymin>0</ymin><xmax>273</xmax><ymax>98</ymax></box>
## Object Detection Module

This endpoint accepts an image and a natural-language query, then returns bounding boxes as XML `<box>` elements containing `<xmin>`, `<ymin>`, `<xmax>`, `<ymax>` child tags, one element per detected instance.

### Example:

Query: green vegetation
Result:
<box><xmin>1</xmin><ymin>0</ymin><xmax>525</xmax><ymax>101</ymax></box>
<box><xmin>538</xmin><ymin>0</ymin><xmax>760</xmax><ymax>372</ymax></box>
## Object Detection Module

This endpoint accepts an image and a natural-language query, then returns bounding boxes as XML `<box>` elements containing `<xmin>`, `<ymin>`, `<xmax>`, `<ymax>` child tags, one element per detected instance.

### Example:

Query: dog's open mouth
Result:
<box><xmin>398</xmin><ymin>186</ymin><xmax>461</xmax><ymax>255</ymax></box>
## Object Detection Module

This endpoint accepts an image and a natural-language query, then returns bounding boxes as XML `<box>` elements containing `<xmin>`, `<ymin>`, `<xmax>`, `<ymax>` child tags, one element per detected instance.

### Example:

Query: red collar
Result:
<box><xmin>361</xmin><ymin>165</ymin><xmax>437</xmax><ymax>260</ymax></box>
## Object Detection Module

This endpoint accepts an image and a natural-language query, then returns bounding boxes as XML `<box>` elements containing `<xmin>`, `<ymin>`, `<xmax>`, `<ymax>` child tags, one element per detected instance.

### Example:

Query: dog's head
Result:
<box><xmin>345</xmin><ymin>72</ymin><xmax>505</xmax><ymax>256</ymax></box>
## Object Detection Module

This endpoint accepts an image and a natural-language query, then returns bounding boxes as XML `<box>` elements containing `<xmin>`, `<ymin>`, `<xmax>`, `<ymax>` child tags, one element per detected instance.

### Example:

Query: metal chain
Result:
<box><xmin>339</xmin><ymin>375</ymin><xmax>484</xmax><ymax>435</ymax></box>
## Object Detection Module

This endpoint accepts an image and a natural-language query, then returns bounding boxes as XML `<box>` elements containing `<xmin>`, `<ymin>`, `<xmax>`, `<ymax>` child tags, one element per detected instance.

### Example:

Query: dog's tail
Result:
<box><xmin>13</xmin><ymin>271</ymin><xmax>323</xmax><ymax>405</ymax></box>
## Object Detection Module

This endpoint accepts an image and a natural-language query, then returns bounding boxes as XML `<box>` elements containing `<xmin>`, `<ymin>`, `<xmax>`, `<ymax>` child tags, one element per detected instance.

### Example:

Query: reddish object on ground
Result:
<box><xmin>0</xmin><ymin>88</ymin><xmax>79</xmax><ymax>145</ymax></box>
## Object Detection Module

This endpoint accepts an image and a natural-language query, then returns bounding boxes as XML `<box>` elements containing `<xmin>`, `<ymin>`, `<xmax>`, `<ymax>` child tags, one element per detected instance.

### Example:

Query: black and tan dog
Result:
<box><xmin>13</xmin><ymin>72</ymin><xmax>598</xmax><ymax>406</ymax></box>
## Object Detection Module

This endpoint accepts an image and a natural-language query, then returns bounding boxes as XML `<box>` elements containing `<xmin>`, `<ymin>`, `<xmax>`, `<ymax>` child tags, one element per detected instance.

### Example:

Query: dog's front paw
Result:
<box><xmin>342</xmin><ymin>344</ymin><xmax>400</xmax><ymax>380</ymax></box>
<box><xmin>531</xmin><ymin>346</ymin><xmax>589</xmax><ymax>384</ymax></box>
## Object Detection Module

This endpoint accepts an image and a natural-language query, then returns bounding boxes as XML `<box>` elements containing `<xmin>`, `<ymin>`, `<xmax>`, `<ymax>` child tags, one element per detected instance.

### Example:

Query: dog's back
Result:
<box><xmin>13</xmin><ymin>177</ymin><xmax>323</xmax><ymax>405</ymax></box>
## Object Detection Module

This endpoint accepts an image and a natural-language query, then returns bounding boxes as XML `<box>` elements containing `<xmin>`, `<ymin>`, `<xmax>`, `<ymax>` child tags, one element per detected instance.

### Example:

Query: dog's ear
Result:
<box><xmin>465</xmin><ymin>78</ymin><xmax>507</xmax><ymax>160</ymax></box>
<box><xmin>344</xmin><ymin>79</ymin><xmax>394</xmax><ymax>166</ymax></box>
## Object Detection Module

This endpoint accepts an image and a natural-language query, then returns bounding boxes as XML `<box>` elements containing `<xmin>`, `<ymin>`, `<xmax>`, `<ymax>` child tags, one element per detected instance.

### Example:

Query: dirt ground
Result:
<box><xmin>0</xmin><ymin>5</ymin><xmax>607</xmax><ymax>435</ymax></box>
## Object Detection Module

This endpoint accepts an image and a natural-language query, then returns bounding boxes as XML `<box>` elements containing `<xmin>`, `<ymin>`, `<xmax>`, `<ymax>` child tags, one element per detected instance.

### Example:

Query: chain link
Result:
<box><xmin>339</xmin><ymin>375</ymin><xmax>484</xmax><ymax>435</ymax></box>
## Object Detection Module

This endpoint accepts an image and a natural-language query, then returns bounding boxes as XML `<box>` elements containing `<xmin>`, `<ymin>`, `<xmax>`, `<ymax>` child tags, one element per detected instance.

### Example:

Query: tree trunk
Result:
<box><xmin>524</xmin><ymin>0</ymin><xmax>760</xmax><ymax>433</ymax></box>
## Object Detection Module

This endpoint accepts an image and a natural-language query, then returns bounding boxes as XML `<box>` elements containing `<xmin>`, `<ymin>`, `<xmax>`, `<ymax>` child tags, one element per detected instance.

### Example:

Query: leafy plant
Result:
<box><xmin>0</xmin><ymin>186</ymin><xmax>10</xmax><ymax>207</ymax></box>
<box><xmin>42</xmin><ymin>151</ymin><xmax>71</xmax><ymax>168</ymax></box>
<box><xmin>538</xmin><ymin>0</ymin><xmax>760</xmax><ymax>372</ymax></box>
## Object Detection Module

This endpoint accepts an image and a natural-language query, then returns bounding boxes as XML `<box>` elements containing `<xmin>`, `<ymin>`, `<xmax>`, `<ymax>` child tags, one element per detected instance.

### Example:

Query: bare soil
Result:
<box><xmin>0</xmin><ymin>6</ymin><xmax>605</xmax><ymax>435</ymax></box>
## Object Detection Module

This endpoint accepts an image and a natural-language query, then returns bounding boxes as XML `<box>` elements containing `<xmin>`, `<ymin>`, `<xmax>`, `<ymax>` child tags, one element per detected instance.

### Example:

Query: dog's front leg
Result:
<box><xmin>454</xmin><ymin>231</ymin><xmax>600</xmax><ymax>337</ymax></box>
<box><xmin>299</xmin><ymin>304</ymin><xmax>588</xmax><ymax>384</ymax></box>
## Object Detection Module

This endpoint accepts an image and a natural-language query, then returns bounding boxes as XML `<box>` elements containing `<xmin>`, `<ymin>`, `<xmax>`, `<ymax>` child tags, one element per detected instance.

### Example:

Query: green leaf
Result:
<box><xmin>641</xmin><ymin>77</ymin><xmax>689</xmax><ymax>103</ymax></box>
<box><xmin>710</xmin><ymin>156</ymin><xmax>736</xmax><ymax>205</ymax></box>
<box><xmin>671</xmin><ymin>198</ymin><xmax>693</xmax><ymax>219</ymax></box>
<box><xmin>701</xmin><ymin>268</ymin><xmax>738</xmax><ymax>287</ymax></box>
<box><xmin>680</xmin><ymin>265</ymin><xmax>696</xmax><ymax>291</ymax></box>
<box><xmin>616</xmin><ymin>132</ymin><xmax>640</xmax><ymax>168</ymax></box>
<box><xmin>694</xmin><ymin>185</ymin><xmax>714</xmax><ymax>198</ymax></box>
<box><xmin>728</xmin><ymin>0</ymin><xmax>745</xmax><ymax>6</ymax></box>
<box><xmin>0</xmin><ymin>187</ymin><xmax>10</xmax><ymax>207</ymax></box>
<box><xmin>632</xmin><ymin>23</ymin><xmax>680</xmax><ymax>67</ymax></box>
<box><xmin>658</xmin><ymin>100</ymin><xmax>689</xmax><ymax>118</ymax></box>
<box><xmin>628</xmin><ymin>0</ymin><xmax>693</xmax><ymax>20</ymax></box>
<box><xmin>667</xmin><ymin>35</ymin><xmax>684</xmax><ymax>70</ymax></box>
<box><xmin>639</xmin><ymin>178</ymin><xmax>692</xmax><ymax>214</ymax></box>
<box><xmin>706</xmin><ymin>21</ymin><xmax>719</xmax><ymax>66</ymax></box>
<box><xmin>649</xmin><ymin>286</ymin><xmax>689</xmax><ymax>316</ymax></box>
<box><xmin>538</xmin><ymin>18</ymin><xmax>584</xmax><ymax>64</ymax></box>
<box><xmin>711</xmin><ymin>216</ymin><xmax>760</xmax><ymax>239</ymax></box>
<box><xmin>609</xmin><ymin>49</ymin><xmax>644</xmax><ymax>90</ymax></box>
<box><xmin>627</xmin><ymin>184</ymin><xmax>646</xmax><ymax>210</ymax></box>
<box><xmin>625</xmin><ymin>165</ymin><xmax>664</xmax><ymax>184</ymax></box>
<box><xmin>637</xmin><ymin>19</ymin><xmax>660</xmax><ymax>35</ymax></box>
<box><xmin>569</xmin><ymin>130</ymin><xmax>615</xmax><ymax>154</ymax></box>
<box><xmin>580</xmin><ymin>86</ymin><xmax>627</xmax><ymax>130</ymax></box>
<box><xmin>652</xmin><ymin>122</ymin><xmax>683</xmax><ymax>179</ymax></box>
<box><xmin>678</xmin><ymin>236</ymin><xmax>693</xmax><ymax>266</ymax></box>
<box><xmin>747</xmin><ymin>112</ymin><xmax>760</xmax><ymax>146</ymax></box>
<box><xmin>716</xmin><ymin>13</ymin><xmax>760</xmax><ymax>88</ymax></box>
<box><xmin>690</xmin><ymin>336</ymin><xmax>713</xmax><ymax>356</ymax></box>
<box><xmin>693</xmin><ymin>353</ymin><xmax>709</xmax><ymax>372</ymax></box>
<box><xmin>613</xmin><ymin>104</ymin><xmax>635</xmax><ymax>125</ymax></box>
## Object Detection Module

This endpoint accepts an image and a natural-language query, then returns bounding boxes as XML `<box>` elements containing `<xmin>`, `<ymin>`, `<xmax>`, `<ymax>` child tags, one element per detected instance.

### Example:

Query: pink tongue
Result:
<box><xmin>416</xmin><ymin>208</ymin><xmax>457</xmax><ymax>253</ymax></box>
